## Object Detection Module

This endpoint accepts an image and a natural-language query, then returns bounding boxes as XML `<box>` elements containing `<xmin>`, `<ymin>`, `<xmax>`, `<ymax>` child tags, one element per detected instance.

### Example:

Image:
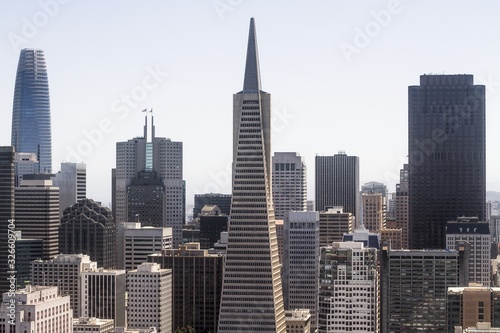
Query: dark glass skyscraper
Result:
<box><xmin>60</xmin><ymin>199</ymin><xmax>117</xmax><ymax>269</ymax></box>
<box><xmin>11</xmin><ymin>49</ymin><xmax>52</xmax><ymax>173</ymax></box>
<box><xmin>315</xmin><ymin>152</ymin><xmax>360</xmax><ymax>218</ymax></box>
<box><xmin>408</xmin><ymin>74</ymin><xmax>486</xmax><ymax>249</ymax></box>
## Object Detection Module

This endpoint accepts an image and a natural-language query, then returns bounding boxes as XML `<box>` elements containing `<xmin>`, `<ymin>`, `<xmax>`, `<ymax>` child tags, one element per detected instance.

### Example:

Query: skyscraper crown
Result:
<box><xmin>243</xmin><ymin>18</ymin><xmax>261</xmax><ymax>93</ymax></box>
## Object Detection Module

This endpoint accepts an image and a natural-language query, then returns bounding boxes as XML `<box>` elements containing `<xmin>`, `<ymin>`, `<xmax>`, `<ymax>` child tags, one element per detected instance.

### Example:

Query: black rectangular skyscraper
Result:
<box><xmin>408</xmin><ymin>74</ymin><xmax>486</xmax><ymax>249</ymax></box>
<box><xmin>315</xmin><ymin>153</ymin><xmax>360</xmax><ymax>219</ymax></box>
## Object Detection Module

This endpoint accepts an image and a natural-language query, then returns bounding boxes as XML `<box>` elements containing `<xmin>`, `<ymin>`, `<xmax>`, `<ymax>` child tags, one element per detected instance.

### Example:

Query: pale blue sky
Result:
<box><xmin>1</xmin><ymin>1</ymin><xmax>499</xmax><ymax>209</ymax></box>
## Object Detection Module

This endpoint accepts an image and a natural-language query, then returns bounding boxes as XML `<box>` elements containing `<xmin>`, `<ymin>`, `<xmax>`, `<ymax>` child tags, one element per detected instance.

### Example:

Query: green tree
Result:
<box><xmin>174</xmin><ymin>326</ymin><xmax>195</xmax><ymax>333</ymax></box>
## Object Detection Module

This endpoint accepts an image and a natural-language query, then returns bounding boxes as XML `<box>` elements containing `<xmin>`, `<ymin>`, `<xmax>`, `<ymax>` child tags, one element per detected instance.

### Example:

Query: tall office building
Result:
<box><xmin>361</xmin><ymin>193</ymin><xmax>384</xmax><ymax>232</ymax></box>
<box><xmin>0</xmin><ymin>146</ymin><xmax>15</xmax><ymax>294</ymax></box>
<box><xmin>117</xmin><ymin>222</ymin><xmax>172</xmax><ymax>270</ymax></box>
<box><xmin>149</xmin><ymin>244</ymin><xmax>223</xmax><ymax>333</ymax></box>
<box><xmin>446</xmin><ymin>218</ymin><xmax>491</xmax><ymax>287</ymax></box>
<box><xmin>32</xmin><ymin>253</ymin><xmax>97</xmax><ymax>317</ymax></box>
<box><xmin>408</xmin><ymin>74</ymin><xmax>486</xmax><ymax>249</ymax></box>
<box><xmin>218</xmin><ymin>18</ymin><xmax>286</xmax><ymax>333</ymax></box>
<box><xmin>11</xmin><ymin>49</ymin><xmax>52</xmax><ymax>173</ymax></box>
<box><xmin>81</xmin><ymin>268</ymin><xmax>126</xmax><ymax>328</ymax></box>
<box><xmin>193</xmin><ymin>193</ymin><xmax>231</xmax><ymax>218</ymax></box>
<box><xmin>60</xmin><ymin>199</ymin><xmax>116</xmax><ymax>269</ymax></box>
<box><xmin>52</xmin><ymin>162</ymin><xmax>86</xmax><ymax>217</ymax></box>
<box><xmin>315</xmin><ymin>152</ymin><xmax>360</xmax><ymax>221</ymax></box>
<box><xmin>114</xmin><ymin>113</ymin><xmax>184</xmax><ymax>246</ymax></box>
<box><xmin>319</xmin><ymin>207</ymin><xmax>354</xmax><ymax>247</ymax></box>
<box><xmin>394</xmin><ymin>164</ymin><xmax>409</xmax><ymax>248</ymax></box>
<box><xmin>318</xmin><ymin>242</ymin><xmax>378</xmax><ymax>333</ymax></box>
<box><xmin>15</xmin><ymin>175</ymin><xmax>59</xmax><ymax>260</ymax></box>
<box><xmin>272</xmin><ymin>152</ymin><xmax>307</xmax><ymax>219</ymax></box>
<box><xmin>127</xmin><ymin>263</ymin><xmax>172</xmax><ymax>333</ymax></box>
<box><xmin>283</xmin><ymin>211</ymin><xmax>320</xmax><ymax>332</ymax></box>
<box><xmin>380</xmin><ymin>241</ymin><xmax>470</xmax><ymax>332</ymax></box>
<box><xmin>0</xmin><ymin>286</ymin><xmax>73</xmax><ymax>333</ymax></box>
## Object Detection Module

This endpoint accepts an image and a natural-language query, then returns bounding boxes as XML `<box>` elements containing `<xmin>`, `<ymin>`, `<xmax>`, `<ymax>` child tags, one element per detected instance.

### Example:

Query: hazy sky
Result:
<box><xmin>1</xmin><ymin>1</ymin><xmax>500</xmax><ymax>210</ymax></box>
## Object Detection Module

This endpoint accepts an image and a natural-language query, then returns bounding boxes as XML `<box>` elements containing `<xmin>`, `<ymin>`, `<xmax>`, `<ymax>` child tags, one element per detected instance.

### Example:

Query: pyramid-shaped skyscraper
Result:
<box><xmin>218</xmin><ymin>18</ymin><xmax>286</xmax><ymax>333</ymax></box>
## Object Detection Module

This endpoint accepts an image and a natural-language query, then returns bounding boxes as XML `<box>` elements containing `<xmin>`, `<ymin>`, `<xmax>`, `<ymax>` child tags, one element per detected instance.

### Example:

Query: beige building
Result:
<box><xmin>0</xmin><ymin>285</ymin><xmax>73</xmax><ymax>333</ymax></box>
<box><xmin>319</xmin><ymin>207</ymin><xmax>353</xmax><ymax>247</ymax></box>
<box><xmin>460</xmin><ymin>322</ymin><xmax>500</xmax><ymax>332</ymax></box>
<box><xmin>447</xmin><ymin>285</ymin><xmax>500</xmax><ymax>331</ymax></box>
<box><xmin>32</xmin><ymin>253</ymin><xmax>97</xmax><ymax>317</ymax></box>
<box><xmin>117</xmin><ymin>222</ymin><xmax>172</xmax><ymax>270</ymax></box>
<box><xmin>272</xmin><ymin>152</ymin><xmax>308</xmax><ymax>220</ymax></box>
<box><xmin>285</xmin><ymin>309</ymin><xmax>311</xmax><ymax>333</ymax></box>
<box><xmin>276</xmin><ymin>219</ymin><xmax>284</xmax><ymax>264</ymax></box>
<box><xmin>127</xmin><ymin>263</ymin><xmax>172</xmax><ymax>333</ymax></box>
<box><xmin>380</xmin><ymin>228</ymin><xmax>403</xmax><ymax>250</ymax></box>
<box><xmin>362</xmin><ymin>193</ymin><xmax>384</xmax><ymax>232</ymax></box>
<box><xmin>73</xmin><ymin>317</ymin><xmax>115</xmax><ymax>332</ymax></box>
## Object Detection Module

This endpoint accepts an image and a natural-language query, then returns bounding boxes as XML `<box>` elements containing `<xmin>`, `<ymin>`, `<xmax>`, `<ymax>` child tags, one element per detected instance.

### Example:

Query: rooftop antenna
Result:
<box><xmin>142</xmin><ymin>109</ymin><xmax>148</xmax><ymax>139</ymax></box>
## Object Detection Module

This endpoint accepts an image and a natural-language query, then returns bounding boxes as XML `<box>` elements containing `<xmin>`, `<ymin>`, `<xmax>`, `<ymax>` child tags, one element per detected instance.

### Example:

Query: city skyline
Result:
<box><xmin>1</xmin><ymin>2</ymin><xmax>500</xmax><ymax>209</ymax></box>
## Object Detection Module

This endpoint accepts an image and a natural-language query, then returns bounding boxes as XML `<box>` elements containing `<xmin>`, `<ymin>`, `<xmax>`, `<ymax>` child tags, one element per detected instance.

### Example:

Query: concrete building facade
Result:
<box><xmin>31</xmin><ymin>253</ymin><xmax>97</xmax><ymax>317</ymax></box>
<box><xmin>15</xmin><ymin>176</ymin><xmax>59</xmax><ymax>260</ymax></box>
<box><xmin>446</xmin><ymin>218</ymin><xmax>492</xmax><ymax>287</ymax></box>
<box><xmin>81</xmin><ymin>268</ymin><xmax>126</xmax><ymax>328</ymax></box>
<box><xmin>272</xmin><ymin>152</ymin><xmax>307</xmax><ymax>219</ymax></box>
<box><xmin>283</xmin><ymin>211</ymin><xmax>320</xmax><ymax>331</ymax></box>
<box><xmin>114</xmin><ymin>114</ymin><xmax>183</xmax><ymax>246</ymax></box>
<box><xmin>0</xmin><ymin>285</ymin><xmax>72</xmax><ymax>333</ymax></box>
<box><xmin>52</xmin><ymin>162</ymin><xmax>86</xmax><ymax>217</ymax></box>
<box><xmin>117</xmin><ymin>222</ymin><xmax>172</xmax><ymax>271</ymax></box>
<box><xmin>319</xmin><ymin>207</ymin><xmax>354</xmax><ymax>247</ymax></box>
<box><xmin>127</xmin><ymin>262</ymin><xmax>172</xmax><ymax>333</ymax></box>
<box><xmin>318</xmin><ymin>242</ymin><xmax>378</xmax><ymax>333</ymax></box>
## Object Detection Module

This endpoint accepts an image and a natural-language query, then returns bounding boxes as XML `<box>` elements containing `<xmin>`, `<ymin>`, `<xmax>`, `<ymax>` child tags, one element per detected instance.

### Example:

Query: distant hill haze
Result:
<box><xmin>487</xmin><ymin>191</ymin><xmax>500</xmax><ymax>202</ymax></box>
